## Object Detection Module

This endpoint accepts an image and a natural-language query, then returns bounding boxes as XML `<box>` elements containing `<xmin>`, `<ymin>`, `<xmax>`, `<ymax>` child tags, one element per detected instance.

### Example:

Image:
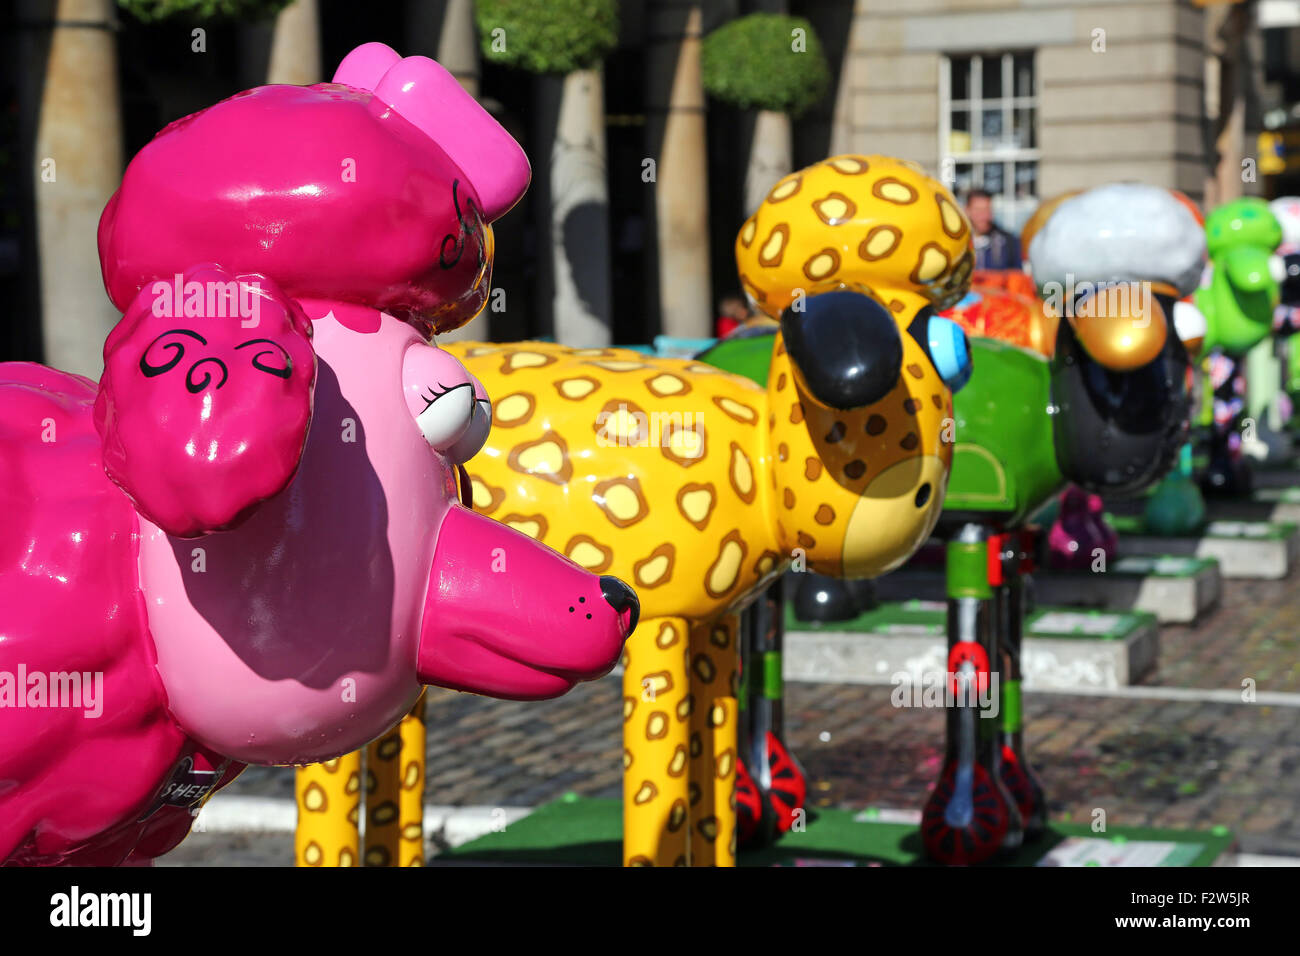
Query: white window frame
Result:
<box><xmin>939</xmin><ymin>51</ymin><xmax>1040</xmax><ymax>233</ymax></box>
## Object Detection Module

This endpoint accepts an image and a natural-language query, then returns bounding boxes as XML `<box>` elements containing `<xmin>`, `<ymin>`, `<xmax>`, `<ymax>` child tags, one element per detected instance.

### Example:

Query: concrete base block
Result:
<box><xmin>1032</xmin><ymin>556</ymin><xmax>1220</xmax><ymax>624</ymax></box>
<box><xmin>1119</xmin><ymin>521</ymin><xmax>1299</xmax><ymax>580</ymax></box>
<box><xmin>873</xmin><ymin>555</ymin><xmax>1219</xmax><ymax>624</ymax></box>
<box><xmin>1209</xmin><ymin>486</ymin><xmax>1300</xmax><ymax>524</ymax></box>
<box><xmin>785</xmin><ymin>603</ymin><xmax>1159</xmax><ymax>690</ymax></box>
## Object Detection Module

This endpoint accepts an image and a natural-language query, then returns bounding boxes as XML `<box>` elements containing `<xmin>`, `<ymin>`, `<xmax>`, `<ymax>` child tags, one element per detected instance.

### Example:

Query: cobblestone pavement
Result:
<box><xmin>165</xmin><ymin>566</ymin><xmax>1300</xmax><ymax>864</ymax></box>
<box><xmin>1140</xmin><ymin>576</ymin><xmax>1300</xmax><ymax>692</ymax></box>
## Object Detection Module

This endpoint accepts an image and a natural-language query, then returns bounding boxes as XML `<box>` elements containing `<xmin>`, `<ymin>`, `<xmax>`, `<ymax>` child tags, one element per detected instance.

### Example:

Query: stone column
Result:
<box><xmin>33</xmin><ymin>0</ymin><xmax>124</xmax><ymax>378</ymax></box>
<box><xmin>743</xmin><ymin>0</ymin><xmax>793</xmax><ymax>215</ymax></box>
<box><xmin>1207</xmin><ymin>1</ymin><xmax>1248</xmax><ymax>206</ymax></box>
<box><xmin>547</xmin><ymin>68</ymin><xmax>613</xmax><ymax>346</ymax></box>
<box><xmin>647</xmin><ymin>2</ymin><xmax>712</xmax><ymax>338</ymax></box>
<box><xmin>267</xmin><ymin>0</ymin><xmax>321</xmax><ymax>85</ymax></box>
<box><xmin>436</xmin><ymin>0</ymin><xmax>480</xmax><ymax>97</ymax></box>
<box><xmin>745</xmin><ymin>109</ymin><xmax>792</xmax><ymax>215</ymax></box>
<box><xmin>415</xmin><ymin>0</ymin><xmax>493</xmax><ymax>342</ymax></box>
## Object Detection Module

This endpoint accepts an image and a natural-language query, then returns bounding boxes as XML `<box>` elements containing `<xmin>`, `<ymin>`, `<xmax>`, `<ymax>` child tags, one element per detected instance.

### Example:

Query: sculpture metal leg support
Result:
<box><xmin>737</xmin><ymin>578</ymin><xmax>808</xmax><ymax>852</ymax></box>
<box><xmin>737</xmin><ymin>600</ymin><xmax>778</xmax><ymax>849</ymax></box>
<box><xmin>922</xmin><ymin>523</ymin><xmax>1023</xmax><ymax>865</ymax></box>
<box><xmin>995</xmin><ymin>532</ymin><xmax>1047</xmax><ymax>841</ymax></box>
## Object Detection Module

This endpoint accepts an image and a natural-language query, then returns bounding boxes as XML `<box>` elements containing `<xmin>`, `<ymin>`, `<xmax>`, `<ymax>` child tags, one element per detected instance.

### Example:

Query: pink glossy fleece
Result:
<box><xmin>98</xmin><ymin>70</ymin><xmax>529</xmax><ymax>336</ymax></box>
<box><xmin>95</xmin><ymin>265</ymin><xmax>316</xmax><ymax>537</ymax></box>
<box><xmin>0</xmin><ymin>365</ymin><xmax>190</xmax><ymax>863</ymax></box>
<box><xmin>333</xmin><ymin>43</ymin><xmax>530</xmax><ymax>223</ymax></box>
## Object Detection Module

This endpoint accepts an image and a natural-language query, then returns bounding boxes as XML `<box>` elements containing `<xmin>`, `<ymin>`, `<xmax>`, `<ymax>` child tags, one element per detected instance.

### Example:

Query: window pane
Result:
<box><xmin>949</xmin><ymin>108</ymin><xmax>971</xmax><ymax>154</ymax></box>
<box><xmin>1013</xmin><ymin>107</ymin><xmax>1036</xmax><ymax>149</ymax></box>
<box><xmin>1015</xmin><ymin>161</ymin><xmax>1037</xmax><ymax>198</ymax></box>
<box><xmin>982</xmin><ymin>55</ymin><xmax>1003</xmax><ymax>99</ymax></box>
<box><xmin>980</xmin><ymin>110</ymin><xmax>1004</xmax><ymax>147</ymax></box>
<box><xmin>983</xmin><ymin>161</ymin><xmax>1005</xmax><ymax>194</ymax></box>
<box><xmin>950</xmin><ymin>56</ymin><xmax>971</xmax><ymax>101</ymax></box>
<box><xmin>954</xmin><ymin>162</ymin><xmax>974</xmax><ymax>195</ymax></box>
<box><xmin>1014</xmin><ymin>53</ymin><xmax>1034</xmax><ymax>97</ymax></box>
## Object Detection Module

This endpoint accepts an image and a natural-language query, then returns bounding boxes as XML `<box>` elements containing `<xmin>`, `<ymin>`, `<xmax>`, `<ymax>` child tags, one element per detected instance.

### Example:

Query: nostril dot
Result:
<box><xmin>915</xmin><ymin>482</ymin><xmax>932</xmax><ymax>508</ymax></box>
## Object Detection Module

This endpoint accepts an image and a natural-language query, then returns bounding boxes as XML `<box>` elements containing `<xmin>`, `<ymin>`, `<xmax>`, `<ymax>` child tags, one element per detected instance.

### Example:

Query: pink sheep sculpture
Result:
<box><xmin>0</xmin><ymin>44</ymin><xmax>637</xmax><ymax>866</ymax></box>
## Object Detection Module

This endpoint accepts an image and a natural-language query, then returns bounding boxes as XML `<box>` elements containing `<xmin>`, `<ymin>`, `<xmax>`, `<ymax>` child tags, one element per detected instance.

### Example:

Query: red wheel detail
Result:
<box><xmin>947</xmin><ymin>641</ymin><xmax>991</xmax><ymax>698</ymax></box>
<box><xmin>735</xmin><ymin>759</ymin><xmax>764</xmax><ymax>848</ymax></box>
<box><xmin>764</xmin><ymin>732</ymin><xmax>808</xmax><ymax>833</ymax></box>
<box><xmin>921</xmin><ymin>762</ymin><xmax>1010</xmax><ymax>866</ymax></box>
<box><xmin>999</xmin><ymin>744</ymin><xmax>1036</xmax><ymax>822</ymax></box>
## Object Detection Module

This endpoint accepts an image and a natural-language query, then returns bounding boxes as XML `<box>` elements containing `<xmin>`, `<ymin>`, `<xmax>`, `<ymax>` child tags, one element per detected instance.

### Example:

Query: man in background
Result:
<box><xmin>965</xmin><ymin>188</ymin><xmax>1021</xmax><ymax>270</ymax></box>
<box><xmin>715</xmin><ymin>293</ymin><xmax>753</xmax><ymax>338</ymax></box>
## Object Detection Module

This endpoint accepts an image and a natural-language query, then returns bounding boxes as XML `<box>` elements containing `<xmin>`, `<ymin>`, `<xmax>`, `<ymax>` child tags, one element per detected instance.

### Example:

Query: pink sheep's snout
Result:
<box><xmin>416</xmin><ymin>507</ymin><xmax>637</xmax><ymax>700</ymax></box>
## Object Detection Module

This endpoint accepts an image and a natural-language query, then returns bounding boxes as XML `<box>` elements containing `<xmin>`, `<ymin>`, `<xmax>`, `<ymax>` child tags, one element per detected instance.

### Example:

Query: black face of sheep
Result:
<box><xmin>1048</xmin><ymin>294</ymin><xmax>1191</xmax><ymax>499</ymax></box>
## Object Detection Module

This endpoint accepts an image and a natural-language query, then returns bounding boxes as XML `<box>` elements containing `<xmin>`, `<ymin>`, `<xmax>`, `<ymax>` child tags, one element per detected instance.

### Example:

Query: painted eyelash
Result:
<box><xmin>419</xmin><ymin>382</ymin><xmax>468</xmax><ymax>413</ymax></box>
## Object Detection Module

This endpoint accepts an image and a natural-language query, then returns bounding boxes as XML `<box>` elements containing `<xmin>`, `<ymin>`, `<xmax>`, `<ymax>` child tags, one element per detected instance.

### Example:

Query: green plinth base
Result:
<box><xmin>439</xmin><ymin>797</ymin><xmax>1233</xmax><ymax>867</ymax></box>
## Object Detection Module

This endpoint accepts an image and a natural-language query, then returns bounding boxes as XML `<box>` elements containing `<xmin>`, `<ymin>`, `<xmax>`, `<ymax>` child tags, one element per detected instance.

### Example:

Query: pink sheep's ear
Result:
<box><xmin>332</xmin><ymin>45</ymin><xmax>531</xmax><ymax>223</ymax></box>
<box><xmin>94</xmin><ymin>265</ymin><xmax>317</xmax><ymax>537</ymax></box>
<box><xmin>332</xmin><ymin>42</ymin><xmax>402</xmax><ymax>91</ymax></box>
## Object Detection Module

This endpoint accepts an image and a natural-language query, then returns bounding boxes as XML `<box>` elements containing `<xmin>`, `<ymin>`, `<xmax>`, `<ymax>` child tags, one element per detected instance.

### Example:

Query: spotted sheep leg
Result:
<box><xmin>363</xmin><ymin>693</ymin><xmax>427</xmax><ymax>866</ymax></box>
<box><xmin>623</xmin><ymin>616</ymin><xmax>693</xmax><ymax>866</ymax></box>
<box><xmin>688</xmin><ymin>614</ymin><xmax>740</xmax><ymax>867</ymax></box>
<box><xmin>295</xmin><ymin>755</ymin><xmax>362</xmax><ymax>867</ymax></box>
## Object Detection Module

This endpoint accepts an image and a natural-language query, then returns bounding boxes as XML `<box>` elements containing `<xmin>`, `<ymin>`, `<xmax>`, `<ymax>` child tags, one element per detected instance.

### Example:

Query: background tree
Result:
<box><xmin>476</xmin><ymin>0</ymin><xmax>618</xmax><ymax>346</ymax></box>
<box><xmin>119</xmin><ymin>0</ymin><xmax>289</xmax><ymax>20</ymax></box>
<box><xmin>702</xmin><ymin>10</ymin><xmax>830</xmax><ymax>215</ymax></box>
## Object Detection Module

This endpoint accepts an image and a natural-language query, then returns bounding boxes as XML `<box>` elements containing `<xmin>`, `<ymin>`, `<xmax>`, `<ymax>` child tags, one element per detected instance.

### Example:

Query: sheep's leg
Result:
<box><xmin>622</xmin><ymin>616</ymin><xmax>691</xmax><ymax>866</ymax></box>
<box><xmin>363</xmin><ymin>692</ymin><xmax>426</xmax><ymax>866</ymax></box>
<box><xmin>397</xmin><ymin>693</ymin><xmax>428</xmax><ymax>866</ymax></box>
<box><xmin>688</xmin><ymin>613</ymin><xmax>740</xmax><ymax>867</ymax></box>
<box><xmin>295</xmin><ymin>754</ymin><xmax>362</xmax><ymax>866</ymax></box>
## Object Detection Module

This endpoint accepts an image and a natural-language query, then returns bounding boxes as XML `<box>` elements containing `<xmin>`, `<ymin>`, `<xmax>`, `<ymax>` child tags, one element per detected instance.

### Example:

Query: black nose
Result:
<box><xmin>781</xmin><ymin>291</ymin><xmax>903</xmax><ymax>410</ymax></box>
<box><xmin>600</xmin><ymin>576</ymin><xmax>640</xmax><ymax>634</ymax></box>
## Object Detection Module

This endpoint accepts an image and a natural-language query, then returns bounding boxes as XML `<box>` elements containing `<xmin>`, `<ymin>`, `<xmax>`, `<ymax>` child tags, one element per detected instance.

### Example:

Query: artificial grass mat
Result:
<box><xmin>438</xmin><ymin>796</ymin><xmax>1232</xmax><ymax>867</ymax></box>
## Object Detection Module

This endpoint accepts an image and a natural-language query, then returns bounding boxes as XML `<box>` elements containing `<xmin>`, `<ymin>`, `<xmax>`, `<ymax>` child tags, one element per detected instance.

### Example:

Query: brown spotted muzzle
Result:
<box><xmin>780</xmin><ymin>290</ymin><xmax>903</xmax><ymax>411</ymax></box>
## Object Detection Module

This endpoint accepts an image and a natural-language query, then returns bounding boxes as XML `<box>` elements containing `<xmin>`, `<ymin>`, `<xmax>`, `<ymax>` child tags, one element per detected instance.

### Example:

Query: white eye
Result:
<box><xmin>445</xmin><ymin>399</ymin><xmax>492</xmax><ymax>464</ymax></box>
<box><xmin>415</xmin><ymin>383</ymin><xmax>475</xmax><ymax>450</ymax></box>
